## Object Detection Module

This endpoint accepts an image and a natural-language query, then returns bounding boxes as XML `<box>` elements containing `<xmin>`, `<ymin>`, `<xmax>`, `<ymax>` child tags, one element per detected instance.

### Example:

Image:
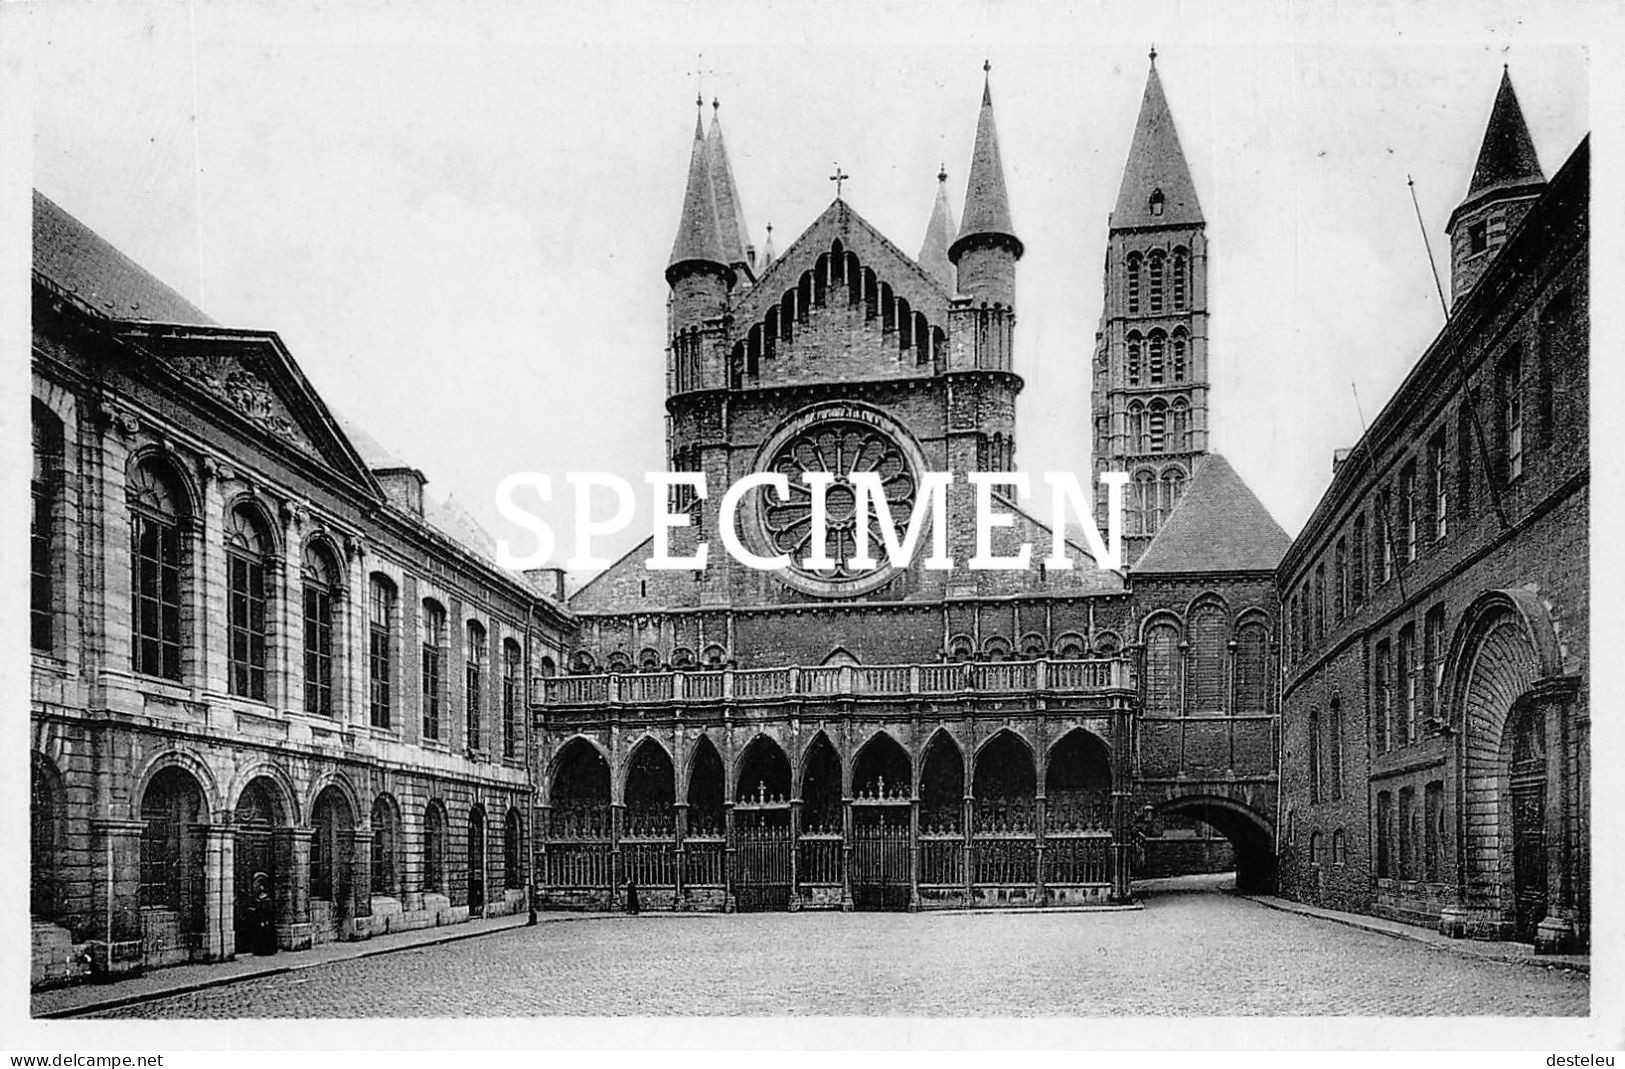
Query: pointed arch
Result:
<box><xmin>918</xmin><ymin>729</ymin><xmax>964</xmax><ymax>833</ymax></box>
<box><xmin>973</xmin><ymin>730</ymin><xmax>1037</xmax><ymax>832</ymax></box>
<box><xmin>685</xmin><ymin>733</ymin><xmax>726</xmax><ymax>836</ymax></box>
<box><xmin>735</xmin><ymin>733</ymin><xmax>791</xmax><ymax>805</ymax></box>
<box><xmin>813</xmin><ymin>255</ymin><xmax>829</xmax><ymax>306</ymax></box>
<box><xmin>548</xmin><ymin>736</ymin><xmax>611</xmax><ymax>839</ymax></box>
<box><xmin>623</xmin><ymin>736</ymin><xmax>676</xmax><ymax>836</ymax></box>
<box><xmin>1046</xmin><ymin>728</ymin><xmax>1112</xmax><ymax>831</ymax></box>
<box><xmin>852</xmin><ymin>731</ymin><xmax>911</xmax><ymax>801</ymax></box>
<box><xmin>800</xmin><ymin>732</ymin><xmax>843</xmax><ymax>832</ymax></box>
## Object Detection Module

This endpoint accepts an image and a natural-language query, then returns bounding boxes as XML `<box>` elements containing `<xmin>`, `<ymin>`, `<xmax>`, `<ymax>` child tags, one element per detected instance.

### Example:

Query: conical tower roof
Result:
<box><xmin>759</xmin><ymin>222</ymin><xmax>776</xmax><ymax>272</ymax></box>
<box><xmin>1113</xmin><ymin>54</ymin><xmax>1203</xmax><ymax>229</ymax></box>
<box><xmin>667</xmin><ymin>106</ymin><xmax>731</xmax><ymax>283</ymax></box>
<box><xmin>706</xmin><ymin>103</ymin><xmax>754</xmax><ymax>275</ymax></box>
<box><xmin>950</xmin><ymin>67</ymin><xmax>1023</xmax><ymax>262</ymax></box>
<box><xmin>1461</xmin><ymin>68</ymin><xmax>1546</xmax><ymax>206</ymax></box>
<box><xmin>917</xmin><ymin>166</ymin><xmax>958</xmax><ymax>292</ymax></box>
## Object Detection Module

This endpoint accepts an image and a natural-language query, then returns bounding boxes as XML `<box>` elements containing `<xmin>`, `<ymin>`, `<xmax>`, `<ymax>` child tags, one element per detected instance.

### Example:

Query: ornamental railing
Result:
<box><xmin>541</xmin><ymin>657</ymin><xmax>1131</xmax><ymax>706</ymax></box>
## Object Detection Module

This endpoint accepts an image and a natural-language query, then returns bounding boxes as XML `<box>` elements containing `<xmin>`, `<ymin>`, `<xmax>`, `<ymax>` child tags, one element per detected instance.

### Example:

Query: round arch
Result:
<box><xmin>303</xmin><ymin>772</ymin><xmax>362</xmax><ymax>827</ymax></box>
<box><xmin>1152</xmin><ymin>794</ymin><xmax>1277</xmax><ymax>893</ymax></box>
<box><xmin>225</xmin><ymin>763</ymin><xmax>300</xmax><ymax>825</ymax></box>
<box><xmin>133</xmin><ymin>749</ymin><xmax>223</xmax><ymax>821</ymax></box>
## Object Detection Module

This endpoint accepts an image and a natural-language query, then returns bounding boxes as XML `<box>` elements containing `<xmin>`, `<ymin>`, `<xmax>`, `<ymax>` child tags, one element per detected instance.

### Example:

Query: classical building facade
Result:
<box><xmin>29</xmin><ymin>194</ymin><xmax>574</xmax><ymax>986</ymax></box>
<box><xmin>538</xmin><ymin>58</ymin><xmax>1287</xmax><ymax>913</ymax></box>
<box><xmin>1275</xmin><ymin>72</ymin><xmax>1589</xmax><ymax>952</ymax></box>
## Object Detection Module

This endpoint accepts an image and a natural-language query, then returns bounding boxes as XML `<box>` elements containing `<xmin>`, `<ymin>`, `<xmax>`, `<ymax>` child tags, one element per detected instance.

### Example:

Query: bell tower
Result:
<box><xmin>1092</xmin><ymin>50</ymin><xmax>1209</xmax><ymax>564</ymax></box>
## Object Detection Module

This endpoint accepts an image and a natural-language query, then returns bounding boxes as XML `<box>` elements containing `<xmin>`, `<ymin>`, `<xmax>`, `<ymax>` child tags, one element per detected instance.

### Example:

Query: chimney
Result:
<box><xmin>525</xmin><ymin>567</ymin><xmax>567</xmax><ymax>602</ymax></box>
<box><xmin>1332</xmin><ymin>448</ymin><xmax>1353</xmax><ymax>474</ymax></box>
<box><xmin>374</xmin><ymin>466</ymin><xmax>427</xmax><ymax>516</ymax></box>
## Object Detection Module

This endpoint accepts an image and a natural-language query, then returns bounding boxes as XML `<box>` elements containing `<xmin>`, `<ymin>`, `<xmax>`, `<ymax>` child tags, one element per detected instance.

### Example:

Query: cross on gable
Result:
<box><xmin>830</xmin><ymin>164</ymin><xmax>849</xmax><ymax>199</ymax></box>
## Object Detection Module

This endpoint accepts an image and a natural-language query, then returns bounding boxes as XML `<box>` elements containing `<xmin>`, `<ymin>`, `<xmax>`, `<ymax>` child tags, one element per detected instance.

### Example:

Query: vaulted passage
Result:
<box><xmin>1154</xmin><ymin>797</ymin><xmax>1276</xmax><ymax>893</ymax></box>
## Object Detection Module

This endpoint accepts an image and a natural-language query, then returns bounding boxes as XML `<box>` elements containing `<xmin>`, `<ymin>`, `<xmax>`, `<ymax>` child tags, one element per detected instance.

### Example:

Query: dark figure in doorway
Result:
<box><xmin>624</xmin><ymin>876</ymin><xmax>640</xmax><ymax>915</ymax></box>
<box><xmin>251</xmin><ymin>872</ymin><xmax>277</xmax><ymax>956</ymax></box>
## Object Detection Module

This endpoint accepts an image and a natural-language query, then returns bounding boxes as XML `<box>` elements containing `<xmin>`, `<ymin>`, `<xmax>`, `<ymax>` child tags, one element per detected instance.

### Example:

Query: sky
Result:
<box><xmin>14</xmin><ymin>0</ymin><xmax>1600</xmax><ymax>577</ymax></box>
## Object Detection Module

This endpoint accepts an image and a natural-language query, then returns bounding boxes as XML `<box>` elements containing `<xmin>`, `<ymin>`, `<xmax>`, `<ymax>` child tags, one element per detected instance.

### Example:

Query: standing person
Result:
<box><xmin>252</xmin><ymin>872</ymin><xmax>277</xmax><ymax>956</ymax></box>
<box><xmin>624</xmin><ymin>875</ymin><xmax>640</xmax><ymax>915</ymax></box>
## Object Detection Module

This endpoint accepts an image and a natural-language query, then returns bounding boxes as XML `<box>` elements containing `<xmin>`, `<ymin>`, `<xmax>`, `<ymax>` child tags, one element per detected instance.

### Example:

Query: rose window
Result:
<box><xmin>761</xmin><ymin>421</ymin><xmax>917</xmax><ymax>580</ymax></box>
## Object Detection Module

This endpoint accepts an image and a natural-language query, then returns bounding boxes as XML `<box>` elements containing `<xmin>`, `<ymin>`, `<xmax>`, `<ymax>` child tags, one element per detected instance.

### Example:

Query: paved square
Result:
<box><xmin>87</xmin><ymin>884</ymin><xmax>1587</xmax><ymax>1017</ymax></box>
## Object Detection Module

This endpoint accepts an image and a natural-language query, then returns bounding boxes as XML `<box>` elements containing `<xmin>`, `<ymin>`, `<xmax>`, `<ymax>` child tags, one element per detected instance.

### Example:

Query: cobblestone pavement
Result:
<box><xmin>86</xmin><ymin>882</ymin><xmax>1587</xmax><ymax>1017</ymax></box>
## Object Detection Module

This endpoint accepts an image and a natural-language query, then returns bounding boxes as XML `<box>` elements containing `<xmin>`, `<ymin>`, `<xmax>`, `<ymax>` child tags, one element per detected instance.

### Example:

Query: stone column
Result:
<box><xmin>609</xmin><ymin>802</ymin><xmax>624</xmax><ymax>911</ymax></box>
<box><xmin>1110</xmin><ymin>696</ymin><xmax>1135</xmax><ymax>904</ymax></box>
<box><xmin>673</xmin><ymin>802</ymin><xmax>688</xmax><ymax>908</ymax></box>
<box><xmin>839</xmin><ymin>798</ymin><xmax>854</xmax><ymax>911</ymax></box>
<box><xmin>963</xmin><ymin>793</ymin><xmax>976</xmax><ymax>905</ymax></box>
<box><xmin>722</xmin><ymin>803</ymin><xmax>736</xmax><ymax>913</ymax></box>
<box><xmin>788</xmin><ymin>800</ymin><xmax>802</xmax><ymax>912</ymax></box>
<box><xmin>197</xmin><ymin>823</ymin><xmax>236</xmax><ymax>961</ymax></box>
<box><xmin>535</xmin><ymin>803</ymin><xmax>551</xmax><ymax>911</ymax></box>
<box><xmin>346</xmin><ymin>829</ymin><xmax>375</xmax><ymax>939</ymax></box>
<box><xmin>908</xmin><ymin>797</ymin><xmax>921</xmax><ymax>913</ymax></box>
<box><xmin>1035</xmin><ymin>793</ymin><xmax>1048</xmax><ymax>905</ymax></box>
<box><xmin>88</xmin><ymin>818</ymin><xmax>146</xmax><ymax>978</ymax></box>
<box><xmin>1534</xmin><ymin>678</ymin><xmax>1582</xmax><ymax>954</ymax></box>
<box><xmin>273</xmin><ymin>827</ymin><xmax>314</xmax><ymax>950</ymax></box>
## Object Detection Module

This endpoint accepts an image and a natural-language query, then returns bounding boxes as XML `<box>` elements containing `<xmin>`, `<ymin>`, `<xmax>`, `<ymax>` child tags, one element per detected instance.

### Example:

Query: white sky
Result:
<box><xmin>18</xmin><ymin>0</ymin><xmax>1598</xmax><ymax>571</ymax></box>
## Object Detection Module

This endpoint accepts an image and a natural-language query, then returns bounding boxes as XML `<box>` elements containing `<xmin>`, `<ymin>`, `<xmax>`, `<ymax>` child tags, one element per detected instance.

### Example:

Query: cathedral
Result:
<box><xmin>541</xmin><ymin>55</ymin><xmax>1288</xmax><ymax>912</ymax></box>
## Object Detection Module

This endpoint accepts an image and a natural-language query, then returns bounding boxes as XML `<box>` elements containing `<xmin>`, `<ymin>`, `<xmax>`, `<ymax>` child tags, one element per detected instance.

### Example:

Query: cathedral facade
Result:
<box><xmin>539</xmin><ymin>58</ymin><xmax>1288</xmax><ymax>913</ymax></box>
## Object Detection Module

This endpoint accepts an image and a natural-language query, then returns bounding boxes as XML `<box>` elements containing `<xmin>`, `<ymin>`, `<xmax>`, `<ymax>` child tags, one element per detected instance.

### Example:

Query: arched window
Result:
<box><xmin>701</xmin><ymin>644</ymin><xmax>726</xmax><ymax>667</ymax></box>
<box><xmin>1148</xmin><ymin>188</ymin><xmax>1165</xmax><ymax>218</ymax></box>
<box><xmin>1148</xmin><ymin>250</ymin><xmax>1166</xmax><ymax>312</ymax></box>
<box><xmin>302</xmin><ymin>542</ymin><xmax>339</xmax><ymax>716</ymax></box>
<box><xmin>638</xmin><ymin>647</ymin><xmax>661</xmax><ymax>672</ymax></box>
<box><xmin>1187</xmin><ymin>600</ymin><xmax>1228</xmax><ymax>714</ymax></box>
<box><xmin>1171</xmin><ymin>330</ymin><xmax>1188</xmax><ymax>382</ymax></box>
<box><xmin>982</xmin><ymin>635</ymin><xmax>1012</xmax><ymax>662</ymax></box>
<box><xmin>128</xmin><ymin>458</ymin><xmax>187</xmax><ymax>678</ymax></box>
<box><xmin>502</xmin><ymin>639</ymin><xmax>521</xmax><ymax>759</ymax></box>
<box><xmin>1147</xmin><ymin>400</ymin><xmax>1167</xmax><ymax>455</ymax></box>
<box><xmin>421</xmin><ymin>600</ymin><xmax>447</xmax><ymax>740</ymax></box>
<box><xmin>1126</xmin><ymin>253</ymin><xmax>1142</xmax><ymax>314</ymax></box>
<box><xmin>370</xmin><ymin>795</ymin><xmax>399</xmax><ymax>897</ymax></box>
<box><xmin>1332</xmin><ymin>828</ymin><xmax>1346</xmax><ymax>865</ymax></box>
<box><xmin>423</xmin><ymin>801</ymin><xmax>447</xmax><ymax>893</ymax></box>
<box><xmin>1128</xmin><ymin>402</ymin><xmax>1146</xmax><ymax>455</ymax></box>
<box><xmin>504</xmin><ymin>808</ymin><xmax>523</xmax><ymax>889</ymax></box>
<box><xmin>466</xmin><ymin>621</ymin><xmax>486</xmax><ymax>751</ymax></box>
<box><xmin>1133</xmin><ymin>471</ymin><xmax>1156</xmax><ymax>535</ymax></box>
<box><xmin>670</xmin><ymin>646</ymin><xmax>695</xmax><ymax>669</ymax></box>
<box><xmin>368</xmin><ymin>575</ymin><xmax>395</xmax><ymax>729</ymax></box>
<box><xmin>1170</xmin><ymin>398</ymin><xmax>1189</xmax><ymax>452</ymax></box>
<box><xmin>948</xmin><ymin>633</ymin><xmax>975</xmax><ymax>663</ymax></box>
<box><xmin>1308</xmin><ymin>830</ymin><xmax>1321</xmax><ymax>865</ymax></box>
<box><xmin>1234</xmin><ymin>619</ymin><xmax>1268</xmax><ymax>712</ymax></box>
<box><xmin>1328</xmin><ymin>696</ymin><xmax>1343</xmax><ymax>801</ymax></box>
<box><xmin>1019</xmin><ymin>632</ymin><xmax>1047</xmax><ymax>660</ymax></box>
<box><xmin>1160</xmin><ymin>469</ymin><xmax>1185</xmax><ymax>525</ymax></box>
<box><xmin>1143</xmin><ymin>621</ymin><xmax>1180</xmax><ymax>715</ymax></box>
<box><xmin>1127</xmin><ymin>333</ymin><xmax>1143</xmax><ymax>385</ymax></box>
<box><xmin>1308</xmin><ymin>707</ymin><xmax>1323</xmax><ymax>803</ymax></box>
<box><xmin>225</xmin><ymin>505</ymin><xmax>272</xmax><ymax>700</ymax></box>
<box><xmin>1148</xmin><ymin>331</ymin><xmax>1166</xmax><ymax>385</ymax></box>
<box><xmin>606</xmin><ymin>650</ymin><xmax>631</xmax><ymax>673</ymax></box>
<box><xmin>1172</xmin><ymin>247</ymin><xmax>1188</xmax><ymax>309</ymax></box>
<box><xmin>1350</xmin><ymin>514</ymin><xmax>1367</xmax><ymax>608</ymax></box>
<box><xmin>32</xmin><ymin>407</ymin><xmax>62</xmax><ymax>653</ymax></box>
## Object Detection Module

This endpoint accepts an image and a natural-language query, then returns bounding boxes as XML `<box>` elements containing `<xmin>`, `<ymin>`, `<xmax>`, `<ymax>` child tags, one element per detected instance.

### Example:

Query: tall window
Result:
<box><xmin>1170</xmin><ymin>400</ymin><xmax>1189</xmax><ymax>452</ymax></box>
<box><xmin>1399</xmin><ymin>461</ymin><xmax>1417</xmax><ymax>564</ymax></box>
<box><xmin>369</xmin><ymin>576</ymin><xmax>395</xmax><ymax>728</ymax></box>
<box><xmin>424</xmin><ymin>803</ymin><xmax>446</xmax><ymax>893</ymax></box>
<box><xmin>1133</xmin><ymin>471</ymin><xmax>1156</xmax><ymax>535</ymax></box>
<box><xmin>1148</xmin><ymin>406</ymin><xmax>1167</xmax><ymax>456</ymax></box>
<box><xmin>422</xmin><ymin>600</ymin><xmax>447</xmax><ymax>740</ymax></box>
<box><xmin>1423</xmin><ymin>605</ymin><xmax>1445</xmax><ymax>726</ymax></box>
<box><xmin>129</xmin><ymin>460</ymin><xmax>185</xmax><ymax>680</ymax></box>
<box><xmin>1144</xmin><ymin>621</ymin><xmax>1180</xmax><ymax>715</ymax></box>
<box><xmin>1171</xmin><ymin>332</ymin><xmax>1187</xmax><ymax>382</ymax></box>
<box><xmin>1328</xmin><ymin>697</ymin><xmax>1343</xmax><ymax>801</ymax></box>
<box><xmin>32</xmin><ymin>411</ymin><xmax>62</xmax><ymax>653</ymax></box>
<box><xmin>1457</xmin><ymin>399</ymin><xmax>1474</xmax><ymax>525</ymax></box>
<box><xmin>1379</xmin><ymin>488</ymin><xmax>1394</xmax><ymax>583</ymax></box>
<box><xmin>1424</xmin><ymin>780</ymin><xmax>1445</xmax><ymax>882</ymax></box>
<box><xmin>1398</xmin><ymin>786</ymin><xmax>1416</xmax><ymax>880</ymax></box>
<box><xmin>1128</xmin><ymin>402</ymin><xmax>1146</xmax><ymax>453</ymax></box>
<box><xmin>1127</xmin><ymin>334</ymin><xmax>1142</xmax><ymax>385</ymax></box>
<box><xmin>1428</xmin><ymin>429</ymin><xmax>1448</xmax><ymax>541</ymax></box>
<box><xmin>1334</xmin><ymin>537</ymin><xmax>1348</xmax><ymax>622</ymax></box>
<box><xmin>1501</xmin><ymin>350</ymin><xmax>1523</xmax><ymax>482</ymax></box>
<box><xmin>371</xmin><ymin>796</ymin><xmax>398</xmax><ymax>896</ymax></box>
<box><xmin>1375</xmin><ymin>638</ymin><xmax>1392</xmax><ymax>752</ymax></box>
<box><xmin>302</xmin><ymin>543</ymin><xmax>337</xmax><ymax>716</ymax></box>
<box><xmin>1172</xmin><ymin>248</ymin><xmax>1188</xmax><ymax>310</ymax></box>
<box><xmin>1234</xmin><ymin>620</ymin><xmax>1268</xmax><ymax>712</ymax></box>
<box><xmin>1187</xmin><ymin>601</ymin><xmax>1227</xmax><ymax>714</ymax></box>
<box><xmin>1308</xmin><ymin>707</ymin><xmax>1323</xmax><ymax>804</ymax></box>
<box><xmin>1314</xmin><ymin>564</ymin><xmax>1326</xmax><ymax>642</ymax></box>
<box><xmin>1126</xmin><ymin>253</ymin><xmax>1141</xmax><ymax>314</ymax></box>
<box><xmin>465</xmin><ymin>621</ymin><xmax>486</xmax><ymax>751</ymax></box>
<box><xmin>1148</xmin><ymin>250</ymin><xmax>1165</xmax><ymax>312</ymax></box>
<box><xmin>1398</xmin><ymin>624</ymin><xmax>1416</xmax><ymax>746</ymax></box>
<box><xmin>1161</xmin><ymin>469</ymin><xmax>1185</xmax><ymax>525</ymax></box>
<box><xmin>503</xmin><ymin>640</ymin><xmax>521</xmax><ymax>759</ymax></box>
<box><xmin>1376</xmin><ymin>791</ymin><xmax>1392</xmax><ymax>879</ymax></box>
<box><xmin>225</xmin><ymin>506</ymin><xmax>271</xmax><ymax>700</ymax></box>
<box><xmin>1148</xmin><ymin>331</ymin><xmax>1166</xmax><ymax>384</ymax></box>
<box><xmin>1351</xmin><ymin>513</ymin><xmax>1367</xmax><ymax>607</ymax></box>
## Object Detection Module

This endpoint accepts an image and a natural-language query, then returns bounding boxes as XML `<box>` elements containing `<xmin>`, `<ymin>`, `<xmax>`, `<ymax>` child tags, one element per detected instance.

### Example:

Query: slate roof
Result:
<box><xmin>33</xmin><ymin>190</ymin><xmax>214</xmax><ymax>325</ymax></box>
<box><xmin>1133</xmin><ymin>453</ymin><xmax>1290</xmax><ymax>574</ymax></box>
<box><xmin>917</xmin><ymin>169</ymin><xmax>958</xmax><ymax>292</ymax></box>
<box><xmin>1451</xmin><ymin>68</ymin><xmax>1546</xmax><ymax>228</ymax></box>
<box><xmin>667</xmin><ymin>110</ymin><xmax>729</xmax><ymax>278</ymax></box>
<box><xmin>706</xmin><ymin>108</ymin><xmax>754</xmax><ymax>275</ymax></box>
<box><xmin>951</xmin><ymin>74</ymin><xmax>1021</xmax><ymax>260</ymax></box>
<box><xmin>1111</xmin><ymin>59</ymin><xmax>1203</xmax><ymax>229</ymax></box>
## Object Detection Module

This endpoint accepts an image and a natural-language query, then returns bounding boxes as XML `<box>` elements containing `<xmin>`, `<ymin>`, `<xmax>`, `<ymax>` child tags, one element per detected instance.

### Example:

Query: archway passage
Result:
<box><xmin>684</xmin><ymin>737</ymin><xmax>727</xmax><ymax>893</ymax></box>
<box><xmin>547</xmin><ymin>740</ymin><xmax>612</xmax><ymax>892</ymax></box>
<box><xmin>1045</xmin><ymin>730</ymin><xmax>1113</xmax><ymax>886</ymax></box>
<box><xmin>851</xmin><ymin>734</ymin><xmax>911</xmax><ymax>911</ymax></box>
<box><xmin>310</xmin><ymin>786</ymin><xmax>355</xmax><ymax>936</ymax></box>
<box><xmin>973</xmin><ymin>732</ymin><xmax>1038</xmax><ymax>887</ymax></box>
<box><xmin>622</xmin><ymin>741</ymin><xmax>676</xmax><ymax>889</ymax></box>
<box><xmin>918</xmin><ymin>733</ymin><xmax>965</xmax><ymax>891</ymax></box>
<box><xmin>1151</xmin><ymin>796</ymin><xmax>1276</xmax><ymax>893</ymax></box>
<box><xmin>234</xmin><ymin>777</ymin><xmax>288</xmax><ymax>953</ymax></box>
<box><xmin>139</xmin><ymin>767</ymin><xmax>207</xmax><ymax>939</ymax></box>
<box><xmin>734</xmin><ymin>736</ymin><xmax>792</xmax><ymax>912</ymax></box>
<box><xmin>798</xmin><ymin>735</ymin><xmax>844</xmax><ymax>897</ymax></box>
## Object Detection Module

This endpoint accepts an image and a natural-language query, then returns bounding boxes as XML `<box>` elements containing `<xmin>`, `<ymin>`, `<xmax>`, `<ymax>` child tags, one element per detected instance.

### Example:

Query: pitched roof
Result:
<box><xmin>706</xmin><ymin>107</ymin><xmax>754</xmax><ymax>275</ymax></box>
<box><xmin>1133</xmin><ymin>453</ymin><xmax>1290</xmax><ymax>574</ymax></box>
<box><xmin>33</xmin><ymin>190</ymin><xmax>214</xmax><ymax>325</ymax></box>
<box><xmin>951</xmin><ymin>72</ymin><xmax>1022</xmax><ymax>260</ymax></box>
<box><xmin>917</xmin><ymin>168</ymin><xmax>958</xmax><ymax>292</ymax></box>
<box><xmin>667</xmin><ymin>109</ymin><xmax>730</xmax><ymax>281</ymax></box>
<box><xmin>1452</xmin><ymin>68</ymin><xmax>1546</xmax><ymax>226</ymax></box>
<box><xmin>1112</xmin><ymin>59</ymin><xmax>1203</xmax><ymax>229</ymax></box>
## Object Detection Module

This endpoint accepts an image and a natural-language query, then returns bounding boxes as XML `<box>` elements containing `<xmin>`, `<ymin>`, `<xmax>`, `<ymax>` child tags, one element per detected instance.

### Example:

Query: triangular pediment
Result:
<box><xmin>114</xmin><ymin>325</ymin><xmax>382</xmax><ymax>496</ymax></box>
<box><xmin>736</xmin><ymin>199</ymin><xmax>951</xmax><ymax>330</ymax></box>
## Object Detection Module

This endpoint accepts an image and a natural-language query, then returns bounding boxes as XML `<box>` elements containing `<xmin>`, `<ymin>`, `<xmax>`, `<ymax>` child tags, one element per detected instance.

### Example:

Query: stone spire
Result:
<box><xmin>917</xmin><ymin>165</ymin><xmax>958</xmax><ymax>292</ymax></box>
<box><xmin>1113</xmin><ymin>51</ymin><xmax>1202</xmax><ymax>228</ymax></box>
<box><xmin>667</xmin><ymin>101</ymin><xmax>731</xmax><ymax>285</ymax></box>
<box><xmin>950</xmin><ymin>63</ymin><xmax>1023</xmax><ymax>264</ymax></box>
<box><xmin>759</xmin><ymin>222</ymin><xmax>776</xmax><ymax>272</ymax></box>
<box><xmin>1459</xmin><ymin>67</ymin><xmax>1545</xmax><ymax>211</ymax></box>
<box><xmin>706</xmin><ymin>100</ymin><xmax>755</xmax><ymax>276</ymax></box>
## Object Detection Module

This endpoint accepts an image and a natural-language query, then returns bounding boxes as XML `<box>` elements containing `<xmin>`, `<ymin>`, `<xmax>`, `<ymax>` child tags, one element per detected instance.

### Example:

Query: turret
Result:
<box><xmin>1446</xmin><ymin>68</ymin><xmax>1546</xmax><ymax>307</ymax></box>
<box><xmin>917</xmin><ymin>166</ymin><xmax>957</xmax><ymax>293</ymax></box>
<box><xmin>667</xmin><ymin>101</ymin><xmax>734</xmax><ymax>397</ymax></box>
<box><xmin>949</xmin><ymin>64</ymin><xmax>1023</xmax><ymax>308</ymax></box>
